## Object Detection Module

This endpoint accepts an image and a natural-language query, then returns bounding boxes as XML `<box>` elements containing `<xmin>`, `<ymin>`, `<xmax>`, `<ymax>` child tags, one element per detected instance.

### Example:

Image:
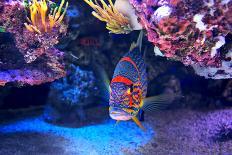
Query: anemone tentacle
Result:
<box><xmin>24</xmin><ymin>0</ymin><xmax>68</xmax><ymax>34</ymax></box>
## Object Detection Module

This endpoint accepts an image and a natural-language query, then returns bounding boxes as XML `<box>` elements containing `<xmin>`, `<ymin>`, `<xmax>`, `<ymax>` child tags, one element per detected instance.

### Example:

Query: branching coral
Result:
<box><xmin>83</xmin><ymin>0</ymin><xmax>132</xmax><ymax>34</ymax></box>
<box><xmin>24</xmin><ymin>0</ymin><xmax>68</xmax><ymax>34</ymax></box>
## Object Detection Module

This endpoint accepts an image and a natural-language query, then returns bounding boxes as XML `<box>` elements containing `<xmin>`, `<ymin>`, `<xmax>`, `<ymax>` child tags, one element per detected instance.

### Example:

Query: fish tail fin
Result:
<box><xmin>141</xmin><ymin>93</ymin><xmax>177</xmax><ymax>112</ymax></box>
<box><xmin>129</xmin><ymin>30</ymin><xmax>143</xmax><ymax>52</ymax></box>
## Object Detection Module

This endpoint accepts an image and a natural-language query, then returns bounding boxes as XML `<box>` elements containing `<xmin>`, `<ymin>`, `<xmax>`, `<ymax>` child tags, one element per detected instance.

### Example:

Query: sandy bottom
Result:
<box><xmin>0</xmin><ymin>107</ymin><xmax>231</xmax><ymax>155</ymax></box>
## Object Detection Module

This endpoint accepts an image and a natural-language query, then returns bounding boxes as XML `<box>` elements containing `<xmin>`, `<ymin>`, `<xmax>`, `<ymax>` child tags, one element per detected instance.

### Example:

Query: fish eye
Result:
<box><xmin>129</xmin><ymin>84</ymin><xmax>133</xmax><ymax>93</ymax></box>
<box><xmin>126</xmin><ymin>84</ymin><xmax>133</xmax><ymax>94</ymax></box>
<box><xmin>126</xmin><ymin>88</ymin><xmax>131</xmax><ymax>94</ymax></box>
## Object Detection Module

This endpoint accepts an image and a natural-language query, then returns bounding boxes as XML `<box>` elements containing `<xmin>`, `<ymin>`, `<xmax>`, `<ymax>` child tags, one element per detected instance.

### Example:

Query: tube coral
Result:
<box><xmin>24</xmin><ymin>0</ymin><xmax>68</xmax><ymax>34</ymax></box>
<box><xmin>83</xmin><ymin>0</ymin><xmax>132</xmax><ymax>34</ymax></box>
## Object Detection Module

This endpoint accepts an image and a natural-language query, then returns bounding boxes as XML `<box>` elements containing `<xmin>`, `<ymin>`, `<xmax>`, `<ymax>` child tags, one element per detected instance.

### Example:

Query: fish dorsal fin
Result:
<box><xmin>141</xmin><ymin>93</ymin><xmax>175</xmax><ymax>112</ymax></box>
<box><xmin>142</xmin><ymin>46</ymin><xmax>147</xmax><ymax>61</ymax></box>
<box><xmin>129</xmin><ymin>30</ymin><xmax>143</xmax><ymax>52</ymax></box>
<box><xmin>129</xmin><ymin>42</ymin><xmax>137</xmax><ymax>51</ymax></box>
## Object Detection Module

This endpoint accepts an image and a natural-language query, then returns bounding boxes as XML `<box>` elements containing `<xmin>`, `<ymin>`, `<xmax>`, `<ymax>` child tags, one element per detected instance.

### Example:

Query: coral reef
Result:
<box><xmin>24</xmin><ymin>0</ymin><xmax>68</xmax><ymax>34</ymax></box>
<box><xmin>61</xmin><ymin>18</ymin><xmax>231</xmax><ymax>108</ymax></box>
<box><xmin>0</xmin><ymin>0</ymin><xmax>68</xmax><ymax>86</ymax></box>
<box><xmin>127</xmin><ymin>0</ymin><xmax>232</xmax><ymax>79</ymax></box>
<box><xmin>44</xmin><ymin>64</ymin><xmax>99</xmax><ymax>123</ymax></box>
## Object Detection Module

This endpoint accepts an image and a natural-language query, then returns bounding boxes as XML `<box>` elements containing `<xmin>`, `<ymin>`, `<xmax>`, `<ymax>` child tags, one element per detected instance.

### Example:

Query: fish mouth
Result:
<box><xmin>109</xmin><ymin>107</ymin><xmax>132</xmax><ymax>121</ymax></box>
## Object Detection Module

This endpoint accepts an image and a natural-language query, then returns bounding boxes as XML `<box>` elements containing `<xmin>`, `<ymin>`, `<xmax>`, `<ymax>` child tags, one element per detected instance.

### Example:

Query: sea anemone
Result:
<box><xmin>83</xmin><ymin>0</ymin><xmax>132</xmax><ymax>34</ymax></box>
<box><xmin>24</xmin><ymin>0</ymin><xmax>68</xmax><ymax>34</ymax></box>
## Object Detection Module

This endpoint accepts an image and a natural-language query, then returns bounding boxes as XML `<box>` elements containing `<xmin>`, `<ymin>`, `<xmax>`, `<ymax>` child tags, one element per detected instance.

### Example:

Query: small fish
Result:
<box><xmin>78</xmin><ymin>37</ymin><xmax>100</xmax><ymax>47</ymax></box>
<box><xmin>107</xmin><ymin>31</ymin><xmax>175</xmax><ymax>130</ymax></box>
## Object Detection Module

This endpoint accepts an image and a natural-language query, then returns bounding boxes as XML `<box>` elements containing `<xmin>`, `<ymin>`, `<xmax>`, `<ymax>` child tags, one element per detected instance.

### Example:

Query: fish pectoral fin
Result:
<box><xmin>141</xmin><ymin>93</ymin><xmax>176</xmax><ymax>112</ymax></box>
<box><xmin>132</xmin><ymin>116</ymin><xmax>146</xmax><ymax>131</ymax></box>
<box><xmin>95</xmin><ymin>64</ymin><xmax>110</xmax><ymax>102</ymax></box>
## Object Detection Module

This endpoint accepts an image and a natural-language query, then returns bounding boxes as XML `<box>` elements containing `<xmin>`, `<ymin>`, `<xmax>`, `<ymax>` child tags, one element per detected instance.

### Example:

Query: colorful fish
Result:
<box><xmin>107</xmin><ymin>31</ymin><xmax>175</xmax><ymax>130</ymax></box>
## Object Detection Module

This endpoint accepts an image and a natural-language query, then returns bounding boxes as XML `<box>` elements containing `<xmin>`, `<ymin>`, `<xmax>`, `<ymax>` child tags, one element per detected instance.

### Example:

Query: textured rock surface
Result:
<box><xmin>0</xmin><ymin>0</ymin><xmax>67</xmax><ymax>86</ymax></box>
<box><xmin>44</xmin><ymin>64</ymin><xmax>99</xmax><ymax>124</ymax></box>
<box><xmin>138</xmin><ymin>108</ymin><xmax>232</xmax><ymax>154</ymax></box>
<box><xmin>129</xmin><ymin>0</ymin><xmax>232</xmax><ymax>79</ymax></box>
<box><xmin>0</xmin><ymin>108</ymin><xmax>231</xmax><ymax>154</ymax></box>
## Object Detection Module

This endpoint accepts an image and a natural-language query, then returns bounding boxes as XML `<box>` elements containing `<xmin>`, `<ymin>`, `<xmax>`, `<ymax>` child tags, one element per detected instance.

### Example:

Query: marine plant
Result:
<box><xmin>83</xmin><ymin>0</ymin><xmax>132</xmax><ymax>34</ymax></box>
<box><xmin>24</xmin><ymin>0</ymin><xmax>68</xmax><ymax>34</ymax></box>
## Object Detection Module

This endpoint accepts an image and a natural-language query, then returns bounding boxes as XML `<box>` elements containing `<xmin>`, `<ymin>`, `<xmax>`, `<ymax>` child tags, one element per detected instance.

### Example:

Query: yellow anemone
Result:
<box><xmin>24</xmin><ymin>0</ymin><xmax>69</xmax><ymax>34</ymax></box>
<box><xmin>83</xmin><ymin>0</ymin><xmax>132</xmax><ymax>34</ymax></box>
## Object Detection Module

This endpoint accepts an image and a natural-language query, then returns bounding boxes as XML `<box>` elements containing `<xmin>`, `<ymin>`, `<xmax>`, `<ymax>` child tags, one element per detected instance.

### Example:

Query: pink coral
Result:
<box><xmin>129</xmin><ymin>0</ymin><xmax>232</xmax><ymax>79</ymax></box>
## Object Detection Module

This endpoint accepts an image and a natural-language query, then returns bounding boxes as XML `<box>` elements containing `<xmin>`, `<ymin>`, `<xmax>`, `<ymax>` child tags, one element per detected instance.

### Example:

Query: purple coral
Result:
<box><xmin>0</xmin><ymin>0</ymin><xmax>67</xmax><ymax>86</ymax></box>
<box><xmin>129</xmin><ymin>0</ymin><xmax>232</xmax><ymax>79</ymax></box>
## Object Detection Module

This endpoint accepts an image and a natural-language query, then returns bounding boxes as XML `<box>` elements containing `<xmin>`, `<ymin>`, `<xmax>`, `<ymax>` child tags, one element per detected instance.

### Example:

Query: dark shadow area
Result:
<box><xmin>0</xmin><ymin>84</ymin><xmax>50</xmax><ymax>109</ymax></box>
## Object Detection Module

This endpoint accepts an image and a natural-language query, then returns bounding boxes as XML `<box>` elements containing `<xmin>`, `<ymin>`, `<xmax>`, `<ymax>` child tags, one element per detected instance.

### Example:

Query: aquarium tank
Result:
<box><xmin>0</xmin><ymin>0</ymin><xmax>231</xmax><ymax>154</ymax></box>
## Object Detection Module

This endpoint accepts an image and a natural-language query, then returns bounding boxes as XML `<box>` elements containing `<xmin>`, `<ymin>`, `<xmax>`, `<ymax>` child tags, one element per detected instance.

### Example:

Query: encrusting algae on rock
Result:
<box><xmin>0</xmin><ymin>0</ymin><xmax>69</xmax><ymax>86</ymax></box>
<box><xmin>24</xmin><ymin>0</ymin><xmax>68</xmax><ymax>34</ymax></box>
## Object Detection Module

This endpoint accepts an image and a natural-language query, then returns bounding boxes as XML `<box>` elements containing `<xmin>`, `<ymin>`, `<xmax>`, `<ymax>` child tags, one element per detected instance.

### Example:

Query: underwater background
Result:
<box><xmin>0</xmin><ymin>0</ymin><xmax>231</xmax><ymax>154</ymax></box>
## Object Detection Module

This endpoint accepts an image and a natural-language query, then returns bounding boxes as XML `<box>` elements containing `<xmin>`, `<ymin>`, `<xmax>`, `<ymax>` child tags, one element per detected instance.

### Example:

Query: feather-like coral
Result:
<box><xmin>83</xmin><ymin>0</ymin><xmax>132</xmax><ymax>34</ymax></box>
<box><xmin>24</xmin><ymin>0</ymin><xmax>68</xmax><ymax>34</ymax></box>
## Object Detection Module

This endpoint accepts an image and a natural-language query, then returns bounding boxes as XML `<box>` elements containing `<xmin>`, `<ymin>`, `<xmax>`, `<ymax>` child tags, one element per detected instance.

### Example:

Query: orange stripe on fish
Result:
<box><xmin>129</xmin><ymin>95</ymin><xmax>133</xmax><ymax>106</ymax></box>
<box><xmin>120</xmin><ymin>57</ymin><xmax>139</xmax><ymax>74</ymax></box>
<box><xmin>111</xmin><ymin>75</ymin><xmax>133</xmax><ymax>85</ymax></box>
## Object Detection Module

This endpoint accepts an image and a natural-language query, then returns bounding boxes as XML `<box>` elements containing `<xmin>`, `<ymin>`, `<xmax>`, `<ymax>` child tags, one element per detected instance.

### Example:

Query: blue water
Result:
<box><xmin>0</xmin><ymin>116</ymin><xmax>154</xmax><ymax>154</ymax></box>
